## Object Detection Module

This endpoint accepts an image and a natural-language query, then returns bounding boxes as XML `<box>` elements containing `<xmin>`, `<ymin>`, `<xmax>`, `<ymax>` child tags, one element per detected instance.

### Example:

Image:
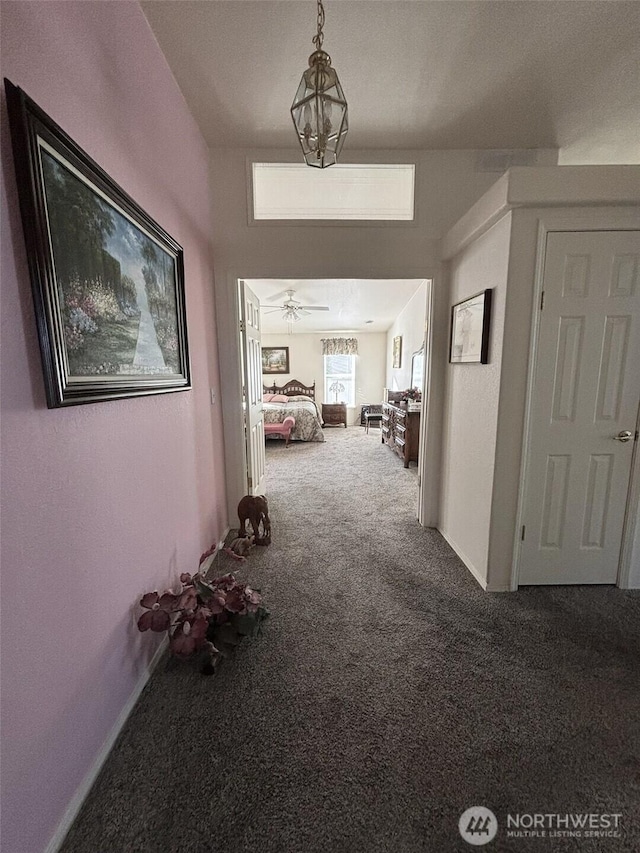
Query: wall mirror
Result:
<box><xmin>411</xmin><ymin>346</ymin><xmax>424</xmax><ymax>391</ymax></box>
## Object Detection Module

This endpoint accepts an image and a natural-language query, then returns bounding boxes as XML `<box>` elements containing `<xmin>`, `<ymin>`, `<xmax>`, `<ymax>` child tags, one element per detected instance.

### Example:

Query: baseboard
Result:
<box><xmin>484</xmin><ymin>582</ymin><xmax>513</xmax><ymax>593</ymax></box>
<box><xmin>200</xmin><ymin>531</ymin><xmax>230</xmax><ymax>575</ymax></box>
<box><xmin>437</xmin><ymin>527</ymin><xmax>488</xmax><ymax>591</ymax></box>
<box><xmin>43</xmin><ymin>634</ymin><xmax>168</xmax><ymax>853</ymax></box>
<box><xmin>44</xmin><ymin>535</ymin><xmax>230</xmax><ymax>853</ymax></box>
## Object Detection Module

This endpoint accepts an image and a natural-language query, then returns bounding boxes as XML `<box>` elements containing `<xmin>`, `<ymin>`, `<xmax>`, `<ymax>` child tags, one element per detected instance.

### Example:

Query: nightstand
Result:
<box><xmin>322</xmin><ymin>402</ymin><xmax>347</xmax><ymax>428</ymax></box>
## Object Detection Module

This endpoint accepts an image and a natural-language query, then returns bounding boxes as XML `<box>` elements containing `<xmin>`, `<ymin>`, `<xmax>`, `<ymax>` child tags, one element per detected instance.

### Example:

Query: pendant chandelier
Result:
<box><xmin>290</xmin><ymin>0</ymin><xmax>348</xmax><ymax>168</ymax></box>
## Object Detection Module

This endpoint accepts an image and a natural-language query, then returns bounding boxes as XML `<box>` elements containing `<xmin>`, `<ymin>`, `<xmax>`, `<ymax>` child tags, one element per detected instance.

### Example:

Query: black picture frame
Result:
<box><xmin>450</xmin><ymin>289</ymin><xmax>492</xmax><ymax>364</ymax></box>
<box><xmin>261</xmin><ymin>347</ymin><xmax>290</xmax><ymax>375</ymax></box>
<box><xmin>4</xmin><ymin>79</ymin><xmax>191</xmax><ymax>407</ymax></box>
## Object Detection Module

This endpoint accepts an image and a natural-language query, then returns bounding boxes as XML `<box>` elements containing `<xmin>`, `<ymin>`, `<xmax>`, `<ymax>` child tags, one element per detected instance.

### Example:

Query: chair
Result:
<box><xmin>264</xmin><ymin>416</ymin><xmax>295</xmax><ymax>446</ymax></box>
<box><xmin>364</xmin><ymin>405</ymin><xmax>383</xmax><ymax>433</ymax></box>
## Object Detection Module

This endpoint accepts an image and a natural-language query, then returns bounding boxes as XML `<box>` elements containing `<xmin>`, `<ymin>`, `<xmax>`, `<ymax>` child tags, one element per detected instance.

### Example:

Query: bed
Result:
<box><xmin>262</xmin><ymin>379</ymin><xmax>325</xmax><ymax>443</ymax></box>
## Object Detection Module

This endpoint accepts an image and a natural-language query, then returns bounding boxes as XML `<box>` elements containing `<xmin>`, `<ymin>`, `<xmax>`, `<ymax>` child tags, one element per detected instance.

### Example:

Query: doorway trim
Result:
<box><xmin>418</xmin><ymin>274</ymin><xmax>444</xmax><ymax>527</ymax></box>
<box><xmin>218</xmin><ymin>273</ymin><xmax>440</xmax><ymax>528</ymax></box>
<box><xmin>511</xmin><ymin>210</ymin><xmax>640</xmax><ymax>590</ymax></box>
<box><xmin>214</xmin><ymin>267</ymin><xmax>249</xmax><ymax>523</ymax></box>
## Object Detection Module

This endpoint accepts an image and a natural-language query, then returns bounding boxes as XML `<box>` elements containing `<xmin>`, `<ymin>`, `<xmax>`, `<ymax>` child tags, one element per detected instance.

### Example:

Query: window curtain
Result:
<box><xmin>321</xmin><ymin>337</ymin><xmax>358</xmax><ymax>356</ymax></box>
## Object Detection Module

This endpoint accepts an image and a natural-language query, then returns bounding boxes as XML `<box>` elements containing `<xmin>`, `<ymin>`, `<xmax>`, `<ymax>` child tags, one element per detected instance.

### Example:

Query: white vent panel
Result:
<box><xmin>252</xmin><ymin>163</ymin><xmax>415</xmax><ymax>221</ymax></box>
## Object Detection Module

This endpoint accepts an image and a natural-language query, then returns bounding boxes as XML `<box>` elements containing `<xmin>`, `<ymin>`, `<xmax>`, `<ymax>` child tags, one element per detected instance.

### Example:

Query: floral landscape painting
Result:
<box><xmin>5</xmin><ymin>77</ymin><xmax>190</xmax><ymax>407</ymax></box>
<box><xmin>42</xmin><ymin>151</ymin><xmax>180</xmax><ymax>378</ymax></box>
<box><xmin>261</xmin><ymin>347</ymin><xmax>290</xmax><ymax>374</ymax></box>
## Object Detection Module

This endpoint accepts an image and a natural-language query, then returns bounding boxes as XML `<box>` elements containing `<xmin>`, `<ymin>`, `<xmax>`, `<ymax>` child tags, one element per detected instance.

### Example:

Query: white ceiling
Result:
<box><xmin>141</xmin><ymin>1</ymin><xmax>640</xmax><ymax>159</ymax></box>
<box><xmin>141</xmin><ymin>1</ymin><xmax>638</xmax><ymax>332</ymax></box>
<box><xmin>247</xmin><ymin>279</ymin><xmax>424</xmax><ymax>334</ymax></box>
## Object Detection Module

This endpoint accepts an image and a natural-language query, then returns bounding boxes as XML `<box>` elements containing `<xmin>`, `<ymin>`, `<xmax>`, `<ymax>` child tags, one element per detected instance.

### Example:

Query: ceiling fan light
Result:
<box><xmin>282</xmin><ymin>306</ymin><xmax>301</xmax><ymax>321</ymax></box>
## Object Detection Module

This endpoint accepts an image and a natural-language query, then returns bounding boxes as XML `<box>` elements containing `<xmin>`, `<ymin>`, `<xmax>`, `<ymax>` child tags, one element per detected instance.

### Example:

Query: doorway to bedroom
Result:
<box><xmin>238</xmin><ymin>277</ymin><xmax>434</xmax><ymax>526</ymax></box>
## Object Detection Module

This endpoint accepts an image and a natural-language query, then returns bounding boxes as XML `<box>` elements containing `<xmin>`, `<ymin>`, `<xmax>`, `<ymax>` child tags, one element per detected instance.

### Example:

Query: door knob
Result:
<box><xmin>613</xmin><ymin>430</ymin><xmax>633</xmax><ymax>442</ymax></box>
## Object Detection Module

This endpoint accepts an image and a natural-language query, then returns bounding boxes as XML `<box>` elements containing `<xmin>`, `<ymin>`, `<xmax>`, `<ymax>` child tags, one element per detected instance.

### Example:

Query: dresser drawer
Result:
<box><xmin>322</xmin><ymin>403</ymin><xmax>347</xmax><ymax>427</ymax></box>
<box><xmin>381</xmin><ymin>401</ymin><xmax>420</xmax><ymax>468</ymax></box>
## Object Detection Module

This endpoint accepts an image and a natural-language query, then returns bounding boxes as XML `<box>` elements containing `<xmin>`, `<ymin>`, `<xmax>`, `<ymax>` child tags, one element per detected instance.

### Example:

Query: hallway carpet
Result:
<box><xmin>61</xmin><ymin>429</ymin><xmax>640</xmax><ymax>852</ymax></box>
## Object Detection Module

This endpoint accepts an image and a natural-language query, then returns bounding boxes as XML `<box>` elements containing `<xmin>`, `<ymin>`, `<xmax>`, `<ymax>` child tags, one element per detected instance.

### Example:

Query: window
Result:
<box><xmin>324</xmin><ymin>355</ymin><xmax>356</xmax><ymax>406</ymax></box>
<box><xmin>252</xmin><ymin>163</ymin><xmax>415</xmax><ymax>221</ymax></box>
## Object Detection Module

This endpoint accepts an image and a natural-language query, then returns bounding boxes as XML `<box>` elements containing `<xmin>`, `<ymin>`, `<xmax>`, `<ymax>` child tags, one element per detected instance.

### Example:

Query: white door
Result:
<box><xmin>519</xmin><ymin>230</ymin><xmax>640</xmax><ymax>584</ymax></box>
<box><xmin>240</xmin><ymin>280</ymin><xmax>266</xmax><ymax>496</ymax></box>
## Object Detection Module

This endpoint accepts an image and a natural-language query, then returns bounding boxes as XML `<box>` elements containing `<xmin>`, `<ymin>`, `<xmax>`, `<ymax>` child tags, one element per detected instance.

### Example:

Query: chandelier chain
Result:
<box><xmin>312</xmin><ymin>0</ymin><xmax>325</xmax><ymax>51</ymax></box>
<box><xmin>291</xmin><ymin>0</ymin><xmax>347</xmax><ymax>167</ymax></box>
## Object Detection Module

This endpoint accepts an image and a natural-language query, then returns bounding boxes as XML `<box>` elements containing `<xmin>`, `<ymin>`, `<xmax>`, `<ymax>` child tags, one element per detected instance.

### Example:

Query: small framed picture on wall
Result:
<box><xmin>261</xmin><ymin>346</ymin><xmax>290</xmax><ymax>374</ymax></box>
<box><xmin>450</xmin><ymin>289</ymin><xmax>492</xmax><ymax>364</ymax></box>
<box><xmin>392</xmin><ymin>335</ymin><xmax>402</xmax><ymax>368</ymax></box>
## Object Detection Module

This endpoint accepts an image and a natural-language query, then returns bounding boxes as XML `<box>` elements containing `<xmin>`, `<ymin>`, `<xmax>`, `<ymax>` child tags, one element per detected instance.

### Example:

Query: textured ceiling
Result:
<box><xmin>141</xmin><ymin>1</ymin><xmax>640</xmax><ymax>157</ymax></box>
<box><xmin>247</xmin><ymin>279</ymin><xmax>425</xmax><ymax>334</ymax></box>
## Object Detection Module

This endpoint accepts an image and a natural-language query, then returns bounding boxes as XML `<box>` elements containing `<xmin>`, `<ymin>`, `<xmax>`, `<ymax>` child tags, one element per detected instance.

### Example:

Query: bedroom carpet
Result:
<box><xmin>60</xmin><ymin>428</ymin><xmax>640</xmax><ymax>852</ymax></box>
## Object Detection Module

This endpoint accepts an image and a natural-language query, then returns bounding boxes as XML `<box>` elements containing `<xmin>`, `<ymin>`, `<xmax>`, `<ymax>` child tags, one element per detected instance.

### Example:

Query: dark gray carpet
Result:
<box><xmin>61</xmin><ymin>428</ymin><xmax>640</xmax><ymax>852</ymax></box>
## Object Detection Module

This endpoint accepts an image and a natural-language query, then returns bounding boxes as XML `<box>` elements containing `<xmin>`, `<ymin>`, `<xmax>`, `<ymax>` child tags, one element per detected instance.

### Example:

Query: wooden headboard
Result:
<box><xmin>263</xmin><ymin>379</ymin><xmax>316</xmax><ymax>400</ymax></box>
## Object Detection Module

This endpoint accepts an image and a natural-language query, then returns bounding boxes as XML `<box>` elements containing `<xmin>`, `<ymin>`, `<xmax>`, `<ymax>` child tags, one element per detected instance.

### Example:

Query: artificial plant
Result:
<box><xmin>137</xmin><ymin>549</ymin><xmax>268</xmax><ymax>675</ymax></box>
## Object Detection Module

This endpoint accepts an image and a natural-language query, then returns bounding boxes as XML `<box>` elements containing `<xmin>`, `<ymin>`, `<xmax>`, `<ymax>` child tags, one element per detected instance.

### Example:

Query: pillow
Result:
<box><xmin>262</xmin><ymin>393</ymin><xmax>275</xmax><ymax>402</ymax></box>
<box><xmin>286</xmin><ymin>395</ymin><xmax>313</xmax><ymax>402</ymax></box>
<box><xmin>271</xmin><ymin>394</ymin><xmax>289</xmax><ymax>403</ymax></box>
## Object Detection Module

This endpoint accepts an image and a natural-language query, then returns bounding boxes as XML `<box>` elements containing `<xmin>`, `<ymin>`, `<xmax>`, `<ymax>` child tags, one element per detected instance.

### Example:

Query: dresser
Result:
<box><xmin>322</xmin><ymin>402</ymin><xmax>347</xmax><ymax>427</ymax></box>
<box><xmin>381</xmin><ymin>402</ymin><xmax>420</xmax><ymax>467</ymax></box>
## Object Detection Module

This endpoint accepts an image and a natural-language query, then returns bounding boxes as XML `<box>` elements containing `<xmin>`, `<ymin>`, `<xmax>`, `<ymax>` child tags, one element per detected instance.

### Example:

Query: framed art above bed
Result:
<box><xmin>261</xmin><ymin>347</ymin><xmax>289</xmax><ymax>375</ymax></box>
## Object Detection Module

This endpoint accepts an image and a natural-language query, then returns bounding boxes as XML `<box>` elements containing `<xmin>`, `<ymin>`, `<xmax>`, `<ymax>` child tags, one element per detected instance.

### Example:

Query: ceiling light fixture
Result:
<box><xmin>263</xmin><ymin>289</ymin><xmax>330</xmax><ymax>333</ymax></box>
<box><xmin>290</xmin><ymin>0</ymin><xmax>348</xmax><ymax>168</ymax></box>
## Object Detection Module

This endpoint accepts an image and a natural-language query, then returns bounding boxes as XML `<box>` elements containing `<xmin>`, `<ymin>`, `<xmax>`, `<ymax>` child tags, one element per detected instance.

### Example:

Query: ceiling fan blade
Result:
<box><xmin>264</xmin><ymin>289</ymin><xmax>293</xmax><ymax>304</ymax></box>
<box><xmin>263</xmin><ymin>307</ymin><xmax>285</xmax><ymax>314</ymax></box>
<box><xmin>298</xmin><ymin>305</ymin><xmax>330</xmax><ymax>311</ymax></box>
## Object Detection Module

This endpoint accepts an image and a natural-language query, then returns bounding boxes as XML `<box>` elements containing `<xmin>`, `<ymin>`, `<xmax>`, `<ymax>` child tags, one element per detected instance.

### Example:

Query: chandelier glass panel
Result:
<box><xmin>291</xmin><ymin>0</ymin><xmax>348</xmax><ymax>168</ymax></box>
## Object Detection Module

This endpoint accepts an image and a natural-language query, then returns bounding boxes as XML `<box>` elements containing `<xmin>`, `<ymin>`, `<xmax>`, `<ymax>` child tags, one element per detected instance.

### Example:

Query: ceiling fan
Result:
<box><xmin>262</xmin><ymin>289</ymin><xmax>330</xmax><ymax>324</ymax></box>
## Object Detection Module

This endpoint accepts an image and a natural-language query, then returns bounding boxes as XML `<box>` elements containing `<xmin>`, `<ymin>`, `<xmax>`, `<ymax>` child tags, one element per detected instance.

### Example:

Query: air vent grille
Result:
<box><xmin>476</xmin><ymin>150</ymin><xmax>539</xmax><ymax>173</ymax></box>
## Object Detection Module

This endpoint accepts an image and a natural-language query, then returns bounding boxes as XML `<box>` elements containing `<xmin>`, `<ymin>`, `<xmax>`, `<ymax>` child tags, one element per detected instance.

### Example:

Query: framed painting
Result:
<box><xmin>450</xmin><ymin>289</ymin><xmax>492</xmax><ymax>364</ymax></box>
<box><xmin>261</xmin><ymin>346</ymin><xmax>290</xmax><ymax>374</ymax></box>
<box><xmin>392</xmin><ymin>335</ymin><xmax>402</xmax><ymax>369</ymax></box>
<box><xmin>4</xmin><ymin>80</ymin><xmax>191</xmax><ymax>407</ymax></box>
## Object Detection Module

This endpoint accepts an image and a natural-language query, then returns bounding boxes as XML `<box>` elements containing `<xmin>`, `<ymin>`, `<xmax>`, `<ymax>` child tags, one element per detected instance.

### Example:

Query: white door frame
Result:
<box><xmin>216</xmin><ymin>270</ymin><xmax>442</xmax><ymax>529</ymax></box>
<box><xmin>214</xmin><ymin>268</ymin><xmax>248</xmax><ymax>523</ymax></box>
<box><xmin>511</xmin><ymin>210</ymin><xmax>640</xmax><ymax>590</ymax></box>
<box><xmin>239</xmin><ymin>280</ymin><xmax>266</xmax><ymax>496</ymax></box>
<box><xmin>417</xmin><ymin>275</ymin><xmax>443</xmax><ymax>527</ymax></box>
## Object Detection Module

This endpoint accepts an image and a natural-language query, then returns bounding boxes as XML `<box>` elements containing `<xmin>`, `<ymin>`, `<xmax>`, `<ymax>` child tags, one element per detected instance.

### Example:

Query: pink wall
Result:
<box><xmin>0</xmin><ymin>3</ymin><xmax>227</xmax><ymax>851</ymax></box>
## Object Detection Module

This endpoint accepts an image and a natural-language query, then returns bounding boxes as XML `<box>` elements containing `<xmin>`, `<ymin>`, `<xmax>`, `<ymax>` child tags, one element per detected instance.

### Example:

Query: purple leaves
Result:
<box><xmin>169</xmin><ymin>613</ymin><xmax>212</xmax><ymax>658</ymax></box>
<box><xmin>209</xmin><ymin>590</ymin><xmax>227</xmax><ymax>615</ymax></box>
<box><xmin>136</xmin><ymin>565</ymin><xmax>268</xmax><ymax>668</ymax></box>
<box><xmin>137</xmin><ymin>591</ymin><xmax>179</xmax><ymax>632</ymax></box>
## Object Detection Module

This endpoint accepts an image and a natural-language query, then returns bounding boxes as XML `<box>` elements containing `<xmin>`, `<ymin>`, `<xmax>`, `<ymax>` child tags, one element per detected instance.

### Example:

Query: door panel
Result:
<box><xmin>519</xmin><ymin>231</ymin><xmax>640</xmax><ymax>584</ymax></box>
<box><xmin>240</xmin><ymin>281</ymin><xmax>265</xmax><ymax>496</ymax></box>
